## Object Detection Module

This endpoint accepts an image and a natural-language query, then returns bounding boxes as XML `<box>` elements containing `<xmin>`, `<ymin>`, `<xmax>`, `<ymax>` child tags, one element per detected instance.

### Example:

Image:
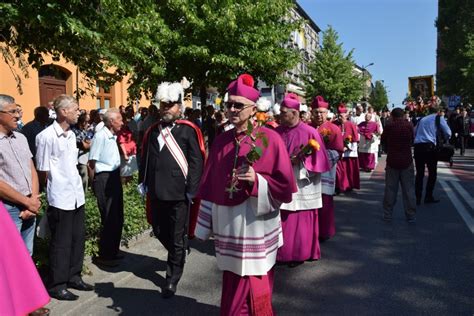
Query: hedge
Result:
<box><xmin>33</xmin><ymin>174</ymin><xmax>150</xmax><ymax>271</ymax></box>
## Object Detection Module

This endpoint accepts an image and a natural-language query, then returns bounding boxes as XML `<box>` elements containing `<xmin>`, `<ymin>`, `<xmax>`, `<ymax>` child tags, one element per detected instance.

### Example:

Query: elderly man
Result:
<box><xmin>88</xmin><ymin>108</ymin><xmax>124</xmax><ymax>267</ymax></box>
<box><xmin>139</xmin><ymin>80</ymin><xmax>205</xmax><ymax>298</ymax></box>
<box><xmin>275</xmin><ymin>93</ymin><xmax>330</xmax><ymax>266</ymax></box>
<box><xmin>195</xmin><ymin>74</ymin><xmax>296</xmax><ymax>315</ymax></box>
<box><xmin>335</xmin><ymin>103</ymin><xmax>360</xmax><ymax>192</ymax></box>
<box><xmin>36</xmin><ymin>94</ymin><xmax>93</xmax><ymax>300</ymax></box>
<box><xmin>310</xmin><ymin>96</ymin><xmax>344</xmax><ymax>241</ymax></box>
<box><xmin>351</xmin><ymin>104</ymin><xmax>365</xmax><ymax>125</ymax></box>
<box><xmin>0</xmin><ymin>94</ymin><xmax>41</xmax><ymax>256</ymax></box>
<box><xmin>358</xmin><ymin>113</ymin><xmax>381</xmax><ymax>172</ymax></box>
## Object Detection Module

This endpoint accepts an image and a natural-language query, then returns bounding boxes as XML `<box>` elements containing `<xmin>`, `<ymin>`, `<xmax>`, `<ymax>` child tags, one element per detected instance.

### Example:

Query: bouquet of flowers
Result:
<box><xmin>320</xmin><ymin>128</ymin><xmax>331</xmax><ymax>144</ymax></box>
<box><xmin>290</xmin><ymin>139</ymin><xmax>321</xmax><ymax>161</ymax></box>
<box><xmin>343</xmin><ymin>135</ymin><xmax>352</xmax><ymax>148</ymax></box>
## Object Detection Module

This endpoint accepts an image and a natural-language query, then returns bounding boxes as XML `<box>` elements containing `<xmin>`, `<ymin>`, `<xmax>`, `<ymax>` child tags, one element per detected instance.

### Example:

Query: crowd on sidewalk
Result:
<box><xmin>1</xmin><ymin>75</ymin><xmax>472</xmax><ymax>315</ymax></box>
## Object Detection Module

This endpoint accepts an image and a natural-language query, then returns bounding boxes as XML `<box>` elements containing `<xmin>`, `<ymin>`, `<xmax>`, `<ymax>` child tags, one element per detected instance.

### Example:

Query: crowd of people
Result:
<box><xmin>1</xmin><ymin>74</ymin><xmax>472</xmax><ymax>315</ymax></box>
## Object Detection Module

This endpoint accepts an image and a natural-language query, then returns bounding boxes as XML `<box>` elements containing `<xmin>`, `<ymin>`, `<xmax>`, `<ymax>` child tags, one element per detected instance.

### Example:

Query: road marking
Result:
<box><xmin>439</xmin><ymin>180</ymin><xmax>474</xmax><ymax>234</ymax></box>
<box><xmin>450</xmin><ymin>181</ymin><xmax>474</xmax><ymax>210</ymax></box>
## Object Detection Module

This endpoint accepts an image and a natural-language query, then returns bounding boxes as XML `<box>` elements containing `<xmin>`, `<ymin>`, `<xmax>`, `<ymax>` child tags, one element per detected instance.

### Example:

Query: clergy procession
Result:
<box><xmin>2</xmin><ymin>1</ymin><xmax>474</xmax><ymax>315</ymax></box>
<box><xmin>6</xmin><ymin>70</ymin><xmax>474</xmax><ymax>316</ymax></box>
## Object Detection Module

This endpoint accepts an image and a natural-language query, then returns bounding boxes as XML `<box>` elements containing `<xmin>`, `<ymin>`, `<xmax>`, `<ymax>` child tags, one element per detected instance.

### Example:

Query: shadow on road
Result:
<box><xmin>95</xmin><ymin>282</ymin><xmax>219</xmax><ymax>315</ymax></box>
<box><xmin>272</xmin><ymin>168</ymin><xmax>474</xmax><ymax>315</ymax></box>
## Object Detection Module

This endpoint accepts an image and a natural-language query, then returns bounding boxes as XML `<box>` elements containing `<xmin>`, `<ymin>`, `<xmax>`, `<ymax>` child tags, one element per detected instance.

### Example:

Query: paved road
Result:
<box><xmin>47</xmin><ymin>150</ymin><xmax>474</xmax><ymax>315</ymax></box>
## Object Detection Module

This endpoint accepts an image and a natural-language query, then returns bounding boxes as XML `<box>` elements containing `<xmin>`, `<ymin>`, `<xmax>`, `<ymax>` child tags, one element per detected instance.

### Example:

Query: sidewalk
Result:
<box><xmin>45</xmin><ymin>232</ymin><xmax>222</xmax><ymax>315</ymax></box>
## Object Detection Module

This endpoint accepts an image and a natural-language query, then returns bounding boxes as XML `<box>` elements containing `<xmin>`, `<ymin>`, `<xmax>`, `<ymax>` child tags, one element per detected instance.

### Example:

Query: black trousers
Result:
<box><xmin>93</xmin><ymin>169</ymin><xmax>124</xmax><ymax>259</ymax></box>
<box><xmin>414</xmin><ymin>143</ymin><xmax>438</xmax><ymax>200</ymax></box>
<box><xmin>459</xmin><ymin>135</ymin><xmax>468</xmax><ymax>155</ymax></box>
<box><xmin>47</xmin><ymin>205</ymin><xmax>85</xmax><ymax>291</ymax></box>
<box><xmin>150</xmin><ymin>198</ymin><xmax>189</xmax><ymax>286</ymax></box>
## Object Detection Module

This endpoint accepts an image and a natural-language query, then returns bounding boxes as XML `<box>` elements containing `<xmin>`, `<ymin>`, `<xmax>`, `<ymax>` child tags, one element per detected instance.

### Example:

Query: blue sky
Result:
<box><xmin>298</xmin><ymin>0</ymin><xmax>438</xmax><ymax>106</ymax></box>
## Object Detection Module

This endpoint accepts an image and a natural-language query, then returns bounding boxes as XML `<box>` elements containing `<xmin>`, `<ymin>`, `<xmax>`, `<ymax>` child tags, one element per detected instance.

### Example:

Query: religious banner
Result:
<box><xmin>408</xmin><ymin>75</ymin><xmax>434</xmax><ymax>99</ymax></box>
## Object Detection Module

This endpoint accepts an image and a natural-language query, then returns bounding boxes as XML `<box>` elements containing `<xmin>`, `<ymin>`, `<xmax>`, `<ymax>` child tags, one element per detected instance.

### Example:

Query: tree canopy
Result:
<box><xmin>303</xmin><ymin>25</ymin><xmax>363</xmax><ymax>109</ymax></box>
<box><xmin>436</xmin><ymin>0</ymin><xmax>474</xmax><ymax>102</ymax></box>
<box><xmin>369</xmin><ymin>80</ymin><xmax>388</xmax><ymax>112</ymax></box>
<box><xmin>0</xmin><ymin>1</ymin><xmax>171</xmax><ymax>95</ymax></box>
<box><xmin>158</xmin><ymin>0</ymin><xmax>301</xmax><ymax>104</ymax></box>
<box><xmin>0</xmin><ymin>0</ymin><xmax>301</xmax><ymax>102</ymax></box>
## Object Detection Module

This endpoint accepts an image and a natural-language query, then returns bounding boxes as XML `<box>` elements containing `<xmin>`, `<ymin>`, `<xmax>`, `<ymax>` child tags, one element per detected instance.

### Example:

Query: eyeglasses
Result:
<box><xmin>225</xmin><ymin>102</ymin><xmax>253</xmax><ymax>111</ymax></box>
<box><xmin>0</xmin><ymin>109</ymin><xmax>20</xmax><ymax>116</ymax></box>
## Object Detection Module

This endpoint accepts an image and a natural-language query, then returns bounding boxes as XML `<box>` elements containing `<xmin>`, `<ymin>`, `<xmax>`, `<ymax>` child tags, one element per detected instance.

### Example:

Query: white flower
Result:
<box><xmin>256</xmin><ymin>98</ymin><xmax>271</xmax><ymax>112</ymax></box>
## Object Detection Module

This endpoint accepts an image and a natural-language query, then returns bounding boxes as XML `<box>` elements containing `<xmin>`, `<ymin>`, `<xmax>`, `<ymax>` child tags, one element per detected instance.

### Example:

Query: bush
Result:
<box><xmin>33</xmin><ymin>174</ymin><xmax>150</xmax><ymax>269</ymax></box>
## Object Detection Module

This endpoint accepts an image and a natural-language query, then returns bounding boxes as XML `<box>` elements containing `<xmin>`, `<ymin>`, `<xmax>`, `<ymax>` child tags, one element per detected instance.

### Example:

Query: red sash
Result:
<box><xmin>142</xmin><ymin>119</ymin><xmax>206</xmax><ymax>238</ymax></box>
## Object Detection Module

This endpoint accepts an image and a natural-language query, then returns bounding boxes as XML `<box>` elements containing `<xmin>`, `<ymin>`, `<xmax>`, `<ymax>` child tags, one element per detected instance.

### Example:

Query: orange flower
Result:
<box><xmin>255</xmin><ymin>112</ymin><xmax>267</xmax><ymax>123</ymax></box>
<box><xmin>320</xmin><ymin>128</ymin><xmax>331</xmax><ymax>136</ymax></box>
<box><xmin>308</xmin><ymin>138</ymin><xmax>320</xmax><ymax>151</ymax></box>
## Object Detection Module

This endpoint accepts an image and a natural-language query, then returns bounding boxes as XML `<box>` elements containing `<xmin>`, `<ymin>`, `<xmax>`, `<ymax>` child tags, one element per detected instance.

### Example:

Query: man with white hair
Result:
<box><xmin>310</xmin><ymin>96</ymin><xmax>344</xmax><ymax>241</ymax></box>
<box><xmin>276</xmin><ymin>93</ymin><xmax>330</xmax><ymax>266</ymax></box>
<box><xmin>88</xmin><ymin>108</ymin><xmax>124</xmax><ymax>267</ymax></box>
<box><xmin>36</xmin><ymin>94</ymin><xmax>93</xmax><ymax>300</ymax></box>
<box><xmin>0</xmin><ymin>94</ymin><xmax>41</xmax><ymax>255</ymax></box>
<box><xmin>139</xmin><ymin>80</ymin><xmax>205</xmax><ymax>298</ymax></box>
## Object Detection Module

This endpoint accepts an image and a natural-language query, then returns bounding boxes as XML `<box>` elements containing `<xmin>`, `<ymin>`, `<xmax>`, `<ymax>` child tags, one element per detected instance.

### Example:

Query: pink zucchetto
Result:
<box><xmin>337</xmin><ymin>103</ymin><xmax>348</xmax><ymax>114</ymax></box>
<box><xmin>281</xmin><ymin>93</ymin><xmax>300</xmax><ymax>111</ymax></box>
<box><xmin>226</xmin><ymin>74</ymin><xmax>260</xmax><ymax>103</ymax></box>
<box><xmin>311</xmin><ymin>95</ymin><xmax>329</xmax><ymax>109</ymax></box>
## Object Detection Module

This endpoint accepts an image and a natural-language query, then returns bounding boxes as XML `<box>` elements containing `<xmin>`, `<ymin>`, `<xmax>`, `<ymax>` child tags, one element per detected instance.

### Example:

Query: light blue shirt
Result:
<box><xmin>414</xmin><ymin>113</ymin><xmax>452</xmax><ymax>145</ymax></box>
<box><xmin>89</xmin><ymin>127</ymin><xmax>121</xmax><ymax>173</ymax></box>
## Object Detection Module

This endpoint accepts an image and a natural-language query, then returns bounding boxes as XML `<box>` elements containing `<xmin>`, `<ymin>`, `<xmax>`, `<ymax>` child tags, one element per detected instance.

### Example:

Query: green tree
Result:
<box><xmin>1</xmin><ymin>0</ymin><xmax>301</xmax><ymax>102</ymax></box>
<box><xmin>158</xmin><ymin>0</ymin><xmax>301</xmax><ymax>105</ymax></box>
<box><xmin>369</xmin><ymin>80</ymin><xmax>388</xmax><ymax>111</ymax></box>
<box><xmin>436</xmin><ymin>0</ymin><xmax>474</xmax><ymax>102</ymax></box>
<box><xmin>0</xmin><ymin>1</ymin><xmax>172</xmax><ymax>97</ymax></box>
<box><xmin>303</xmin><ymin>25</ymin><xmax>363</xmax><ymax>108</ymax></box>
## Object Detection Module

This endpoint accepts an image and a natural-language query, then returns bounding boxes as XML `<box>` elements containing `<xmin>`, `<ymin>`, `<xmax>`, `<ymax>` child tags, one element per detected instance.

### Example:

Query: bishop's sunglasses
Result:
<box><xmin>225</xmin><ymin>102</ymin><xmax>253</xmax><ymax>111</ymax></box>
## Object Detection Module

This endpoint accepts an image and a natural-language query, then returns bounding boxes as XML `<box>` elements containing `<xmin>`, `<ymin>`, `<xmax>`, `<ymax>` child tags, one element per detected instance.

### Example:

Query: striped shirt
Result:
<box><xmin>0</xmin><ymin>131</ymin><xmax>33</xmax><ymax>196</ymax></box>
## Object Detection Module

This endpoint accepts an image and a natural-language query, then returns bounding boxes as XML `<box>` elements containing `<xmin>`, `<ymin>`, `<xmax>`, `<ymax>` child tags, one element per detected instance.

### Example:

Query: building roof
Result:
<box><xmin>295</xmin><ymin>1</ymin><xmax>321</xmax><ymax>33</ymax></box>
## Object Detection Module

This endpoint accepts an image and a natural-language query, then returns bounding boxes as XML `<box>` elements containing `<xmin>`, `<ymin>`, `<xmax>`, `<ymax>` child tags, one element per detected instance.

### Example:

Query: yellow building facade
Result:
<box><xmin>1</xmin><ymin>54</ymin><xmax>150</xmax><ymax>122</ymax></box>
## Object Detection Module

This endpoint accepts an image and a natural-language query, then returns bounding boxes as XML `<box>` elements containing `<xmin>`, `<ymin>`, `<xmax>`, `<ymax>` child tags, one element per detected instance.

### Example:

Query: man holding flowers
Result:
<box><xmin>275</xmin><ymin>93</ymin><xmax>330</xmax><ymax>266</ymax></box>
<box><xmin>335</xmin><ymin>103</ymin><xmax>360</xmax><ymax>192</ymax></box>
<box><xmin>194</xmin><ymin>74</ymin><xmax>296</xmax><ymax>315</ymax></box>
<box><xmin>310</xmin><ymin>96</ymin><xmax>344</xmax><ymax>241</ymax></box>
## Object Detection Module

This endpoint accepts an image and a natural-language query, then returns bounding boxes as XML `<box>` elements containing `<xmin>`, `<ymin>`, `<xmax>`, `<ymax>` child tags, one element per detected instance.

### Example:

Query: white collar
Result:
<box><xmin>52</xmin><ymin>120</ymin><xmax>71</xmax><ymax>138</ymax></box>
<box><xmin>103</xmin><ymin>126</ymin><xmax>115</xmax><ymax>139</ymax></box>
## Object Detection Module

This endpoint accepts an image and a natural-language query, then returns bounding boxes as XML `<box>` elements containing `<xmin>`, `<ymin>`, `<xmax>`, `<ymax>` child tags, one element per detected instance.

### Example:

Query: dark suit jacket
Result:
<box><xmin>139</xmin><ymin>122</ymin><xmax>203</xmax><ymax>201</ymax></box>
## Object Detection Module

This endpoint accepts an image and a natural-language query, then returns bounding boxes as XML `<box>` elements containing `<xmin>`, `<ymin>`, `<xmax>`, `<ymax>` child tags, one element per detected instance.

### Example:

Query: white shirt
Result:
<box><xmin>94</xmin><ymin>121</ymin><xmax>104</xmax><ymax>133</ymax></box>
<box><xmin>89</xmin><ymin>127</ymin><xmax>121</xmax><ymax>173</ymax></box>
<box><xmin>36</xmin><ymin>121</ymin><xmax>85</xmax><ymax>210</ymax></box>
<box><xmin>351</xmin><ymin>113</ymin><xmax>365</xmax><ymax>126</ymax></box>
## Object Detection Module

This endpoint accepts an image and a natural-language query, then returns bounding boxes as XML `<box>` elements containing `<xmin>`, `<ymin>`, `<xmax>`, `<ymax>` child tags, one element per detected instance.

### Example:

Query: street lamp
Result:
<box><xmin>361</xmin><ymin>63</ymin><xmax>374</xmax><ymax>100</ymax></box>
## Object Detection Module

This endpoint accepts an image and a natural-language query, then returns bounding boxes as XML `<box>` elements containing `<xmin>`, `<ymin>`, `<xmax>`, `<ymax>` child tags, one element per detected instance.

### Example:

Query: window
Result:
<box><xmin>96</xmin><ymin>82</ymin><xmax>112</xmax><ymax>109</ymax></box>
